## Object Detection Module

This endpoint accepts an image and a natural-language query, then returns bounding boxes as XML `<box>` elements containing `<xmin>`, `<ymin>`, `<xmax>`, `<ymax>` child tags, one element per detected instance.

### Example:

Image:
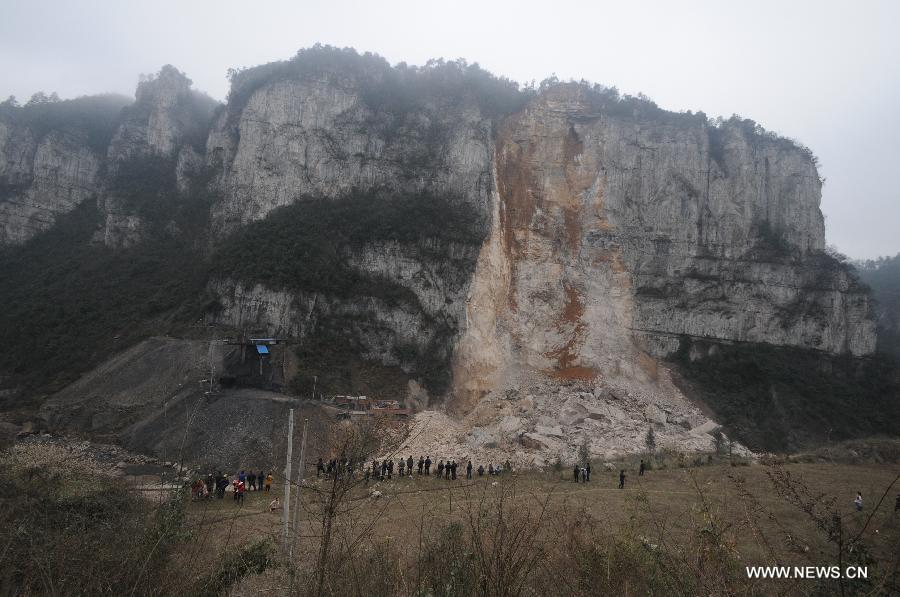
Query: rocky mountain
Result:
<box><xmin>0</xmin><ymin>46</ymin><xmax>894</xmax><ymax>457</ymax></box>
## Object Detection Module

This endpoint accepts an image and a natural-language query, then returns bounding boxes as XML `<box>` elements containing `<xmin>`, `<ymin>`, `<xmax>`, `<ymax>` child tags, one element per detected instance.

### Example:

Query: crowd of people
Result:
<box><xmin>189</xmin><ymin>460</ymin><xmax>896</xmax><ymax>519</ymax></box>
<box><xmin>314</xmin><ymin>455</ymin><xmax>513</xmax><ymax>484</ymax></box>
<box><xmin>190</xmin><ymin>470</ymin><xmax>274</xmax><ymax>502</ymax></box>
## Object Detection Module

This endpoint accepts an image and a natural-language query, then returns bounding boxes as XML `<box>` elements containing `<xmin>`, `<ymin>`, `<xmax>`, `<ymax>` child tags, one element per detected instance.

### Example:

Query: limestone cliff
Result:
<box><xmin>0</xmin><ymin>114</ymin><xmax>106</xmax><ymax>243</ymax></box>
<box><xmin>0</xmin><ymin>66</ymin><xmax>216</xmax><ymax>247</ymax></box>
<box><xmin>0</xmin><ymin>51</ymin><xmax>880</xmax><ymax>453</ymax></box>
<box><xmin>453</xmin><ymin>84</ymin><xmax>874</xmax><ymax>408</ymax></box>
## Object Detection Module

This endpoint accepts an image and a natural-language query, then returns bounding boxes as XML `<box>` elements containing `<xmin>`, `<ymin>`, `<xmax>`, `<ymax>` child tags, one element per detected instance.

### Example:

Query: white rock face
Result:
<box><xmin>207</xmin><ymin>73</ymin><xmax>494</xmax><ymax>232</ymax></box>
<box><xmin>107</xmin><ymin>65</ymin><xmax>196</xmax><ymax>162</ymax></box>
<box><xmin>0</xmin><ymin>62</ymin><xmax>878</xmax><ymax>459</ymax></box>
<box><xmin>451</xmin><ymin>84</ymin><xmax>875</xmax><ymax>414</ymax></box>
<box><xmin>0</xmin><ymin>125</ymin><xmax>102</xmax><ymax>243</ymax></box>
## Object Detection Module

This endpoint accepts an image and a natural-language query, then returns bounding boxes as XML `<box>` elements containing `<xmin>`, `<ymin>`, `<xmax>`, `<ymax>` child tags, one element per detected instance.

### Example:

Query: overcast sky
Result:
<box><xmin>2</xmin><ymin>0</ymin><xmax>897</xmax><ymax>258</ymax></box>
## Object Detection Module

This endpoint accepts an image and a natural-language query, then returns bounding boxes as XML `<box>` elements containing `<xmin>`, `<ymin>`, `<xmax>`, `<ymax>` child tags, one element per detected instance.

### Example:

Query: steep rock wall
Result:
<box><xmin>452</xmin><ymin>84</ymin><xmax>874</xmax><ymax>409</ymax></box>
<box><xmin>207</xmin><ymin>72</ymin><xmax>494</xmax><ymax>232</ymax></box>
<box><xmin>205</xmin><ymin>70</ymin><xmax>496</xmax><ymax>393</ymax></box>
<box><xmin>0</xmin><ymin>122</ymin><xmax>102</xmax><ymax>243</ymax></box>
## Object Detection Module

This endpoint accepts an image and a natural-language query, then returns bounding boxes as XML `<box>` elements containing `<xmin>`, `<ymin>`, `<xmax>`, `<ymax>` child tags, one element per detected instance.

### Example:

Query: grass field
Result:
<box><xmin>179</xmin><ymin>460</ymin><xmax>900</xmax><ymax>595</ymax></box>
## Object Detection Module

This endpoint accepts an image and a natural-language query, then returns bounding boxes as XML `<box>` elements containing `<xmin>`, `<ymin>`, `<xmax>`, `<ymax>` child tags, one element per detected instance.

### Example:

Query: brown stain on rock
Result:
<box><xmin>543</xmin><ymin>283</ymin><xmax>593</xmax><ymax>377</ymax></box>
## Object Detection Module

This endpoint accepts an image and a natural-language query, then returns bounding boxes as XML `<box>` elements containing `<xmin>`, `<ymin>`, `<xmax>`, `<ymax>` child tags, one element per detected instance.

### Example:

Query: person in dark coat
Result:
<box><xmin>639</xmin><ymin>460</ymin><xmax>645</xmax><ymax>476</ymax></box>
<box><xmin>425</xmin><ymin>456</ymin><xmax>432</xmax><ymax>475</ymax></box>
<box><xmin>619</xmin><ymin>469</ymin><xmax>626</xmax><ymax>489</ymax></box>
<box><xmin>478</xmin><ymin>464</ymin><xmax>484</xmax><ymax>477</ymax></box>
<box><xmin>248</xmin><ymin>471</ymin><xmax>257</xmax><ymax>491</ymax></box>
<box><xmin>573</xmin><ymin>464</ymin><xmax>580</xmax><ymax>483</ymax></box>
<box><xmin>317</xmin><ymin>458</ymin><xmax>325</xmax><ymax>477</ymax></box>
<box><xmin>407</xmin><ymin>456</ymin><xmax>414</xmax><ymax>476</ymax></box>
<box><xmin>450</xmin><ymin>461</ymin><xmax>457</xmax><ymax>480</ymax></box>
<box><xmin>466</xmin><ymin>461</ymin><xmax>473</xmax><ymax>480</ymax></box>
<box><xmin>585</xmin><ymin>462</ymin><xmax>591</xmax><ymax>482</ymax></box>
<box><xmin>418</xmin><ymin>456</ymin><xmax>424</xmax><ymax>475</ymax></box>
<box><xmin>437</xmin><ymin>460</ymin><xmax>444</xmax><ymax>478</ymax></box>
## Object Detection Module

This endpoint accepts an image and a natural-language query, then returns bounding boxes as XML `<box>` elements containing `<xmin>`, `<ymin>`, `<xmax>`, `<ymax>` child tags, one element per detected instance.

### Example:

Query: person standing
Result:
<box><xmin>451</xmin><ymin>461</ymin><xmax>457</xmax><ymax>480</ymax></box>
<box><xmin>488</xmin><ymin>463</ymin><xmax>494</xmax><ymax>476</ymax></box>
<box><xmin>466</xmin><ymin>460</ymin><xmax>473</xmax><ymax>480</ymax></box>
<box><xmin>855</xmin><ymin>492</ymin><xmax>863</xmax><ymax>511</ymax></box>
<box><xmin>478</xmin><ymin>464</ymin><xmax>484</xmax><ymax>477</ymax></box>
<box><xmin>399</xmin><ymin>458</ymin><xmax>405</xmax><ymax>477</ymax></box>
<box><xmin>418</xmin><ymin>456</ymin><xmax>424</xmax><ymax>475</ymax></box>
<box><xmin>573</xmin><ymin>464</ymin><xmax>580</xmax><ymax>483</ymax></box>
<box><xmin>317</xmin><ymin>458</ymin><xmax>325</xmax><ymax>478</ymax></box>
<box><xmin>407</xmin><ymin>456</ymin><xmax>414</xmax><ymax>476</ymax></box>
<box><xmin>248</xmin><ymin>471</ymin><xmax>257</xmax><ymax>491</ymax></box>
<box><xmin>437</xmin><ymin>460</ymin><xmax>444</xmax><ymax>479</ymax></box>
<box><xmin>585</xmin><ymin>462</ymin><xmax>591</xmax><ymax>482</ymax></box>
<box><xmin>425</xmin><ymin>456</ymin><xmax>432</xmax><ymax>476</ymax></box>
<box><xmin>639</xmin><ymin>460</ymin><xmax>645</xmax><ymax>476</ymax></box>
<box><xmin>265</xmin><ymin>472</ymin><xmax>273</xmax><ymax>492</ymax></box>
<box><xmin>619</xmin><ymin>469</ymin><xmax>626</xmax><ymax>489</ymax></box>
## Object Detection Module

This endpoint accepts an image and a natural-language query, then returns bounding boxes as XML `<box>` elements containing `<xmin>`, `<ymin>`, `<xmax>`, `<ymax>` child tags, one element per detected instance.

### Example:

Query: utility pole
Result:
<box><xmin>208</xmin><ymin>337</ymin><xmax>216</xmax><ymax>395</ymax></box>
<box><xmin>282</xmin><ymin>409</ymin><xmax>294</xmax><ymax>555</ymax></box>
<box><xmin>289</xmin><ymin>419</ymin><xmax>309</xmax><ymax>573</ymax></box>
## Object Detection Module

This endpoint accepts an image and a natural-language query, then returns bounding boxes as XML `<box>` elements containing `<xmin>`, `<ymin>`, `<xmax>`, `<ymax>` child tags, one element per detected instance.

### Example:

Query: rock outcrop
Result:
<box><xmin>0</xmin><ymin>121</ymin><xmax>103</xmax><ymax>243</ymax></box>
<box><xmin>452</xmin><ymin>84</ymin><xmax>874</xmax><ymax>409</ymax></box>
<box><xmin>207</xmin><ymin>70</ymin><xmax>494</xmax><ymax>232</ymax></box>
<box><xmin>1</xmin><ymin>50</ymin><xmax>881</xmax><ymax>461</ymax></box>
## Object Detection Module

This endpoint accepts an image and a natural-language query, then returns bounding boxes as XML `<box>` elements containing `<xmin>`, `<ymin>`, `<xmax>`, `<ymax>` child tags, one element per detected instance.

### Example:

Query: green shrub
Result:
<box><xmin>673</xmin><ymin>336</ymin><xmax>900</xmax><ymax>452</ymax></box>
<box><xmin>0</xmin><ymin>93</ymin><xmax>131</xmax><ymax>153</ymax></box>
<box><xmin>212</xmin><ymin>189</ymin><xmax>482</xmax><ymax>307</ymax></box>
<box><xmin>0</xmin><ymin>199</ymin><xmax>209</xmax><ymax>402</ymax></box>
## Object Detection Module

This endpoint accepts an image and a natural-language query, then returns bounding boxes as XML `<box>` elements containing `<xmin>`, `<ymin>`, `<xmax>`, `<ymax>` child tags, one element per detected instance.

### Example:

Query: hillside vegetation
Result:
<box><xmin>856</xmin><ymin>254</ymin><xmax>900</xmax><ymax>358</ymax></box>
<box><xmin>0</xmin><ymin>93</ymin><xmax>131</xmax><ymax>153</ymax></box>
<box><xmin>673</xmin><ymin>337</ymin><xmax>900</xmax><ymax>452</ymax></box>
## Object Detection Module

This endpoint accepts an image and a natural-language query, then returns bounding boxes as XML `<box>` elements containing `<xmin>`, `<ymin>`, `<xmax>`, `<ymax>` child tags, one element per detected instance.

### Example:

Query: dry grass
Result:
<box><xmin>178</xmin><ymin>460</ymin><xmax>900</xmax><ymax>595</ymax></box>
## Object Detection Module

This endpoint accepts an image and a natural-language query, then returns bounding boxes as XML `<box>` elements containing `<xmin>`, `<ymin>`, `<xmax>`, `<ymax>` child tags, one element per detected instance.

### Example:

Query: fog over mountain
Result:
<box><xmin>1</xmin><ymin>0</ymin><xmax>898</xmax><ymax>259</ymax></box>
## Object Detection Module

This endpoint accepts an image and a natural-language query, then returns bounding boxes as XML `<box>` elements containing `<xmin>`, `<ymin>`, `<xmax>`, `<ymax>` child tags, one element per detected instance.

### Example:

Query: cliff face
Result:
<box><xmin>0</xmin><ymin>120</ymin><xmax>103</xmax><ymax>243</ymax></box>
<box><xmin>0</xmin><ymin>54</ymin><xmax>878</xmax><ymax>417</ymax></box>
<box><xmin>207</xmin><ymin>72</ymin><xmax>494</xmax><ymax>231</ymax></box>
<box><xmin>452</xmin><ymin>85</ymin><xmax>874</xmax><ymax>407</ymax></box>
<box><xmin>0</xmin><ymin>66</ymin><xmax>216</xmax><ymax>248</ymax></box>
<box><xmin>203</xmin><ymin>66</ymin><xmax>496</xmax><ymax>394</ymax></box>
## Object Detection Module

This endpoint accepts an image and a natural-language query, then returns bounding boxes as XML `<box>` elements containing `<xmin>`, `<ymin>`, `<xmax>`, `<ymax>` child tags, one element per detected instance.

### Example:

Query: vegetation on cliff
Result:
<box><xmin>225</xmin><ymin>44</ymin><xmax>528</xmax><ymax>122</ymax></box>
<box><xmin>0</xmin><ymin>199</ymin><xmax>209</xmax><ymax>404</ymax></box>
<box><xmin>212</xmin><ymin>189</ymin><xmax>481</xmax><ymax>305</ymax></box>
<box><xmin>855</xmin><ymin>254</ymin><xmax>900</xmax><ymax>358</ymax></box>
<box><xmin>673</xmin><ymin>337</ymin><xmax>900</xmax><ymax>452</ymax></box>
<box><xmin>0</xmin><ymin>92</ymin><xmax>131</xmax><ymax>153</ymax></box>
